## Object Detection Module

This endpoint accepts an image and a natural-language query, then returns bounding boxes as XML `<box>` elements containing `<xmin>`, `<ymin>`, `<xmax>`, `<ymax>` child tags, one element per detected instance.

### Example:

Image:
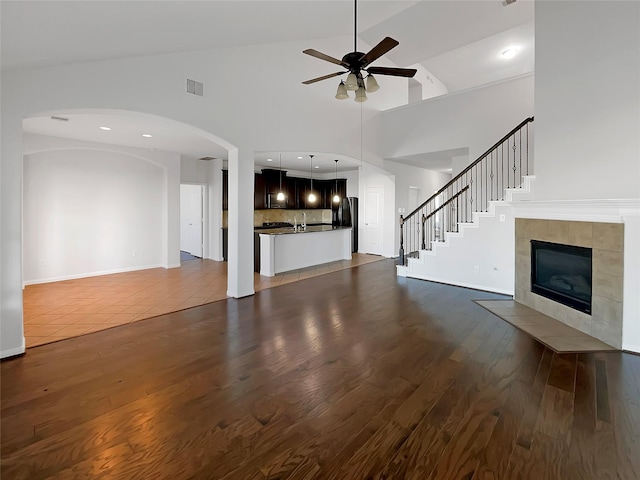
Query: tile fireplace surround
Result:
<box><xmin>515</xmin><ymin>218</ymin><xmax>624</xmax><ymax>349</ymax></box>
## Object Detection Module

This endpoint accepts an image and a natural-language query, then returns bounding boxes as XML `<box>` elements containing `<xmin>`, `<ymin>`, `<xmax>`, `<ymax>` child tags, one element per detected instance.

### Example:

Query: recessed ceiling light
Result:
<box><xmin>314</xmin><ymin>165</ymin><xmax>320</xmax><ymax>169</ymax></box>
<box><xmin>501</xmin><ymin>47</ymin><xmax>519</xmax><ymax>59</ymax></box>
<box><xmin>141</xmin><ymin>133</ymin><xmax>153</xmax><ymax>138</ymax></box>
<box><xmin>99</xmin><ymin>126</ymin><xmax>111</xmax><ymax>131</ymax></box>
<box><xmin>297</xmin><ymin>156</ymin><xmax>303</xmax><ymax>159</ymax></box>
<box><xmin>267</xmin><ymin>158</ymin><xmax>273</xmax><ymax>162</ymax></box>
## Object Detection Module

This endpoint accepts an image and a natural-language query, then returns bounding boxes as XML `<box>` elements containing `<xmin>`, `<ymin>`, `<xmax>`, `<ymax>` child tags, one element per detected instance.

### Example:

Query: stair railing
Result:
<box><xmin>399</xmin><ymin>117</ymin><xmax>534</xmax><ymax>265</ymax></box>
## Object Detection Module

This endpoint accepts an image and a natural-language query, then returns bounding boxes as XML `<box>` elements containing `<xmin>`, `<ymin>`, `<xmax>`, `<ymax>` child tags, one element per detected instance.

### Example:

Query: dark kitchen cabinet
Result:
<box><xmin>261</xmin><ymin>169</ymin><xmax>288</xmax><ymax>209</ymax></box>
<box><xmin>285</xmin><ymin>176</ymin><xmax>297</xmax><ymax>209</ymax></box>
<box><xmin>254</xmin><ymin>173</ymin><xmax>266</xmax><ymax>209</ymax></box>
<box><xmin>222</xmin><ymin>169</ymin><xmax>347</xmax><ymax>210</ymax></box>
<box><xmin>222</xmin><ymin>169</ymin><xmax>228</xmax><ymax>211</ymax></box>
<box><xmin>326</xmin><ymin>179</ymin><xmax>347</xmax><ymax>209</ymax></box>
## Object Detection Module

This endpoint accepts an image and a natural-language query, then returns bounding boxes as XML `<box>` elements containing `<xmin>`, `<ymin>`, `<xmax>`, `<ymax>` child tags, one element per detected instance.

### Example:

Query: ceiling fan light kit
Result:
<box><xmin>366</xmin><ymin>74</ymin><xmax>380</xmax><ymax>93</ymax></box>
<box><xmin>335</xmin><ymin>81</ymin><xmax>349</xmax><ymax>99</ymax></box>
<box><xmin>345</xmin><ymin>73</ymin><xmax>359</xmax><ymax>91</ymax></box>
<box><xmin>302</xmin><ymin>0</ymin><xmax>417</xmax><ymax>102</ymax></box>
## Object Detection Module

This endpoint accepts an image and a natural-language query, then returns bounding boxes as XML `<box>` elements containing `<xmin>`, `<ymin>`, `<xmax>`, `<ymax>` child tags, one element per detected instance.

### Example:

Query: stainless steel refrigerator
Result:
<box><xmin>333</xmin><ymin>197</ymin><xmax>358</xmax><ymax>253</ymax></box>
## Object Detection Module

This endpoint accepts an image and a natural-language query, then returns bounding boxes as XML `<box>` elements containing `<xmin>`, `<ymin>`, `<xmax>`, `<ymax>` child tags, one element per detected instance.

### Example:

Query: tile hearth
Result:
<box><xmin>476</xmin><ymin>299</ymin><xmax>617</xmax><ymax>353</ymax></box>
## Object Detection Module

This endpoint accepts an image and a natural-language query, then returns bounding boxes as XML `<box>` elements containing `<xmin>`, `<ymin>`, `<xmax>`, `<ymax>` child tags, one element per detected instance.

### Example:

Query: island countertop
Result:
<box><xmin>257</xmin><ymin>225</ymin><xmax>351</xmax><ymax>235</ymax></box>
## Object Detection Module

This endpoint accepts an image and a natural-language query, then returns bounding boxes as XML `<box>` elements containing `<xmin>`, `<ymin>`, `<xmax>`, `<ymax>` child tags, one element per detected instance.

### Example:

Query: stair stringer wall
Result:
<box><xmin>397</xmin><ymin>176</ymin><xmax>536</xmax><ymax>295</ymax></box>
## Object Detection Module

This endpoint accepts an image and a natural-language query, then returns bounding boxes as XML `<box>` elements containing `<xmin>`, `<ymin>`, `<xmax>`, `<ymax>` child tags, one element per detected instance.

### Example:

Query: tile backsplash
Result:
<box><xmin>222</xmin><ymin>209</ymin><xmax>332</xmax><ymax>228</ymax></box>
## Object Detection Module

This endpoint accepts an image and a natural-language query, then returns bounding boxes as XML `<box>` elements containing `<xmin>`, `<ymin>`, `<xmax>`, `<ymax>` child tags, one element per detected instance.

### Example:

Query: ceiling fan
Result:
<box><xmin>302</xmin><ymin>0</ymin><xmax>417</xmax><ymax>102</ymax></box>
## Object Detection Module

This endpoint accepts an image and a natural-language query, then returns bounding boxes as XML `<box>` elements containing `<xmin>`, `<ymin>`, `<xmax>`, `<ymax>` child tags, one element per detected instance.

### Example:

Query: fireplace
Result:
<box><xmin>531</xmin><ymin>240</ymin><xmax>592</xmax><ymax>314</ymax></box>
<box><xmin>516</xmin><ymin>218</ymin><xmax>624</xmax><ymax>349</ymax></box>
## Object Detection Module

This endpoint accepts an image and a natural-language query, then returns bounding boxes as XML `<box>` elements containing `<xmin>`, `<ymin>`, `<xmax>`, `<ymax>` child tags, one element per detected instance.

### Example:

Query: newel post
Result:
<box><xmin>398</xmin><ymin>215</ymin><xmax>405</xmax><ymax>265</ymax></box>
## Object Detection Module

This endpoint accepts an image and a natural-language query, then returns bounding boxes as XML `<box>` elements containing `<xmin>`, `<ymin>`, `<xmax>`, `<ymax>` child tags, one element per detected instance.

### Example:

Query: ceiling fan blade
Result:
<box><xmin>303</xmin><ymin>49</ymin><xmax>347</xmax><ymax>67</ymax></box>
<box><xmin>359</xmin><ymin>37</ymin><xmax>399</xmax><ymax>67</ymax></box>
<box><xmin>302</xmin><ymin>71</ymin><xmax>346</xmax><ymax>85</ymax></box>
<box><xmin>366</xmin><ymin>66</ymin><xmax>417</xmax><ymax>78</ymax></box>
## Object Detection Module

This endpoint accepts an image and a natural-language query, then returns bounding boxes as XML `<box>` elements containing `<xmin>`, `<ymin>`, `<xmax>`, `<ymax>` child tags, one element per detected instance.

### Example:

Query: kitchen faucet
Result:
<box><xmin>302</xmin><ymin>212</ymin><xmax>307</xmax><ymax>229</ymax></box>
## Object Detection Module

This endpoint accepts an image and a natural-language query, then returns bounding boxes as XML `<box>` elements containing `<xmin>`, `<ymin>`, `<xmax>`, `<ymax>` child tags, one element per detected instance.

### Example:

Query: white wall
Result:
<box><xmin>180</xmin><ymin>157</ymin><xmax>212</xmax><ymax>184</ymax></box>
<box><xmin>533</xmin><ymin>1</ymin><xmax>640</xmax><ymax>201</ymax></box>
<box><xmin>343</xmin><ymin>170</ymin><xmax>360</xmax><ymax>198</ymax></box>
<box><xmin>400</xmin><ymin>202</ymin><xmax>518</xmax><ymax>295</ymax></box>
<box><xmin>531</xmin><ymin>0</ymin><xmax>640</xmax><ymax>353</ymax></box>
<box><xmin>381</xmin><ymin>74</ymin><xmax>534</xmax><ymax>163</ymax></box>
<box><xmin>384</xmin><ymin>161</ymin><xmax>452</xmax><ymax>253</ymax></box>
<box><xmin>22</xmin><ymin>135</ymin><xmax>181</xmax><ymax>284</ymax></box>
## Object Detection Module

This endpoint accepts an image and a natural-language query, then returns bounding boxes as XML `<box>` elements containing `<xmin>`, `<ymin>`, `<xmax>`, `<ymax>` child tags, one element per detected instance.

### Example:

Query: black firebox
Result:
<box><xmin>530</xmin><ymin>240</ymin><xmax>592</xmax><ymax>314</ymax></box>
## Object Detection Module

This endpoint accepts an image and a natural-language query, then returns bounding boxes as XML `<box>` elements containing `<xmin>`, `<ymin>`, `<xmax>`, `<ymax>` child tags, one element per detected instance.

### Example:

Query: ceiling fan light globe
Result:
<box><xmin>345</xmin><ymin>73</ymin><xmax>358</xmax><ymax>91</ymax></box>
<box><xmin>366</xmin><ymin>74</ymin><xmax>380</xmax><ymax>92</ymax></box>
<box><xmin>354</xmin><ymin>86</ymin><xmax>368</xmax><ymax>102</ymax></box>
<box><xmin>335</xmin><ymin>81</ymin><xmax>349</xmax><ymax>99</ymax></box>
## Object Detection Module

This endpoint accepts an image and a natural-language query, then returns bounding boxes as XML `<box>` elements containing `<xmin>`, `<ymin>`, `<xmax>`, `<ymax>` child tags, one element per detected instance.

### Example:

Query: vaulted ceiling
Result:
<box><xmin>3</xmin><ymin>0</ymin><xmax>534</xmax><ymax>173</ymax></box>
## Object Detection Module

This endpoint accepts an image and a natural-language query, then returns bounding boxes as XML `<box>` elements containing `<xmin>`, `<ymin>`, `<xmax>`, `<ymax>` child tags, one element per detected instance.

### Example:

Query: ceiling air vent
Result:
<box><xmin>501</xmin><ymin>0</ymin><xmax>517</xmax><ymax>5</ymax></box>
<box><xmin>199</xmin><ymin>156</ymin><xmax>216</xmax><ymax>161</ymax></box>
<box><xmin>186</xmin><ymin>78</ymin><xmax>204</xmax><ymax>97</ymax></box>
<box><xmin>50</xmin><ymin>115</ymin><xmax>69</xmax><ymax>122</ymax></box>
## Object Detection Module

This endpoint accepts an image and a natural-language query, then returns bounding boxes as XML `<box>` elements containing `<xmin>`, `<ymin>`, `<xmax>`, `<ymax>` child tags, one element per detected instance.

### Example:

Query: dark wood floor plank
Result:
<box><xmin>515</xmin><ymin>347</ymin><xmax>554</xmax><ymax>449</ymax></box>
<box><xmin>2</xmin><ymin>259</ymin><xmax>639</xmax><ymax>479</ymax></box>
<box><xmin>547</xmin><ymin>352</ymin><xmax>578</xmax><ymax>393</ymax></box>
<box><xmin>595</xmin><ymin>357</ymin><xmax>612</xmax><ymax>423</ymax></box>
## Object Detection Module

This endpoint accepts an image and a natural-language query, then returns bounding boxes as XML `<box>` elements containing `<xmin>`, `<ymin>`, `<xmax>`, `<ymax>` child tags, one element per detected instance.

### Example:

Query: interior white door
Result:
<box><xmin>364</xmin><ymin>186</ymin><xmax>384</xmax><ymax>255</ymax></box>
<box><xmin>180</xmin><ymin>184</ymin><xmax>203</xmax><ymax>257</ymax></box>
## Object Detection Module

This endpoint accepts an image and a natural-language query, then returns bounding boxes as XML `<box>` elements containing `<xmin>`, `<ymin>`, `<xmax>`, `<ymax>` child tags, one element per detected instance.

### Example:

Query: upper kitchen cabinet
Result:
<box><xmin>261</xmin><ymin>169</ymin><xmax>288</xmax><ymax>209</ymax></box>
<box><xmin>254</xmin><ymin>173</ymin><xmax>266</xmax><ymax>209</ymax></box>
<box><xmin>222</xmin><ymin>168</ymin><xmax>347</xmax><ymax>210</ymax></box>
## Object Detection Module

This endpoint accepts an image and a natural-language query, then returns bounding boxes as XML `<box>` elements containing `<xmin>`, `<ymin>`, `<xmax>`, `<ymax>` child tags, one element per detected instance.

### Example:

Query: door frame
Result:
<box><xmin>179</xmin><ymin>183</ymin><xmax>207</xmax><ymax>259</ymax></box>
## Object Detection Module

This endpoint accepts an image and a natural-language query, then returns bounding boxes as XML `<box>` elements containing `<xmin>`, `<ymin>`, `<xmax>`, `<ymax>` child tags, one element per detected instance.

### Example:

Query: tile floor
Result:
<box><xmin>475</xmin><ymin>299</ymin><xmax>618</xmax><ymax>353</ymax></box>
<box><xmin>24</xmin><ymin>253</ymin><xmax>384</xmax><ymax>348</ymax></box>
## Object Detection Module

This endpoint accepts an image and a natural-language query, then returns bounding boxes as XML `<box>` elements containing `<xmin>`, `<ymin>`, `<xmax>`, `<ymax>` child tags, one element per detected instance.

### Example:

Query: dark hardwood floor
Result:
<box><xmin>2</xmin><ymin>259</ymin><xmax>639</xmax><ymax>479</ymax></box>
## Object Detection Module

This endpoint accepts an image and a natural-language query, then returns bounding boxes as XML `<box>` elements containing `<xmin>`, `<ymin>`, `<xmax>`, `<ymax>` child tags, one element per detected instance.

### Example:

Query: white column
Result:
<box><xmin>227</xmin><ymin>147</ymin><xmax>255</xmax><ymax>298</ymax></box>
<box><xmin>163</xmin><ymin>156</ymin><xmax>181</xmax><ymax>268</ymax></box>
<box><xmin>1</xmin><ymin>115</ymin><xmax>26</xmax><ymax>358</ymax></box>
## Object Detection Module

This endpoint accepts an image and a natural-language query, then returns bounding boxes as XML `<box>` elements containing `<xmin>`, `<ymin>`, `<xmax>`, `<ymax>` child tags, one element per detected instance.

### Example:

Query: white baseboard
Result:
<box><xmin>622</xmin><ymin>343</ymin><xmax>640</xmax><ymax>355</ymax></box>
<box><xmin>23</xmin><ymin>264</ymin><xmax>164</xmax><ymax>287</ymax></box>
<box><xmin>405</xmin><ymin>274</ymin><xmax>514</xmax><ymax>296</ymax></box>
<box><xmin>1</xmin><ymin>337</ymin><xmax>26</xmax><ymax>359</ymax></box>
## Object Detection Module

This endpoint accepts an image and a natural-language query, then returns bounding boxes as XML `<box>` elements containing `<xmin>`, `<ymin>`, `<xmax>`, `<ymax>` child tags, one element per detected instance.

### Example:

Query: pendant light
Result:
<box><xmin>276</xmin><ymin>154</ymin><xmax>285</xmax><ymax>201</ymax></box>
<box><xmin>308</xmin><ymin>155</ymin><xmax>316</xmax><ymax>203</ymax></box>
<box><xmin>333</xmin><ymin>159</ymin><xmax>340</xmax><ymax>203</ymax></box>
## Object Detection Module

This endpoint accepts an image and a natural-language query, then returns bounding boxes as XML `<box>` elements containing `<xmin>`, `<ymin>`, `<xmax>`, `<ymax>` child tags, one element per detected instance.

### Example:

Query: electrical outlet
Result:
<box><xmin>133</xmin><ymin>251</ymin><xmax>138</xmax><ymax>257</ymax></box>
<box><xmin>500</xmin><ymin>214</ymin><xmax>506</xmax><ymax>222</ymax></box>
<box><xmin>474</xmin><ymin>266</ymin><xmax>479</xmax><ymax>273</ymax></box>
<box><xmin>40</xmin><ymin>259</ymin><xmax>46</xmax><ymax>265</ymax></box>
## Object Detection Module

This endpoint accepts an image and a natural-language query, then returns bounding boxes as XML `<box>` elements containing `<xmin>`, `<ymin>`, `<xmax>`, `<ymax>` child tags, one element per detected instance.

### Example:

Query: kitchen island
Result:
<box><xmin>259</xmin><ymin>226</ymin><xmax>352</xmax><ymax>277</ymax></box>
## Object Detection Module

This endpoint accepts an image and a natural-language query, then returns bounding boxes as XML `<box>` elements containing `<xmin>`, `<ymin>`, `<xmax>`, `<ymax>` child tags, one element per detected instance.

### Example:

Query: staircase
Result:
<box><xmin>396</xmin><ymin>117</ymin><xmax>534</xmax><ymax>295</ymax></box>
